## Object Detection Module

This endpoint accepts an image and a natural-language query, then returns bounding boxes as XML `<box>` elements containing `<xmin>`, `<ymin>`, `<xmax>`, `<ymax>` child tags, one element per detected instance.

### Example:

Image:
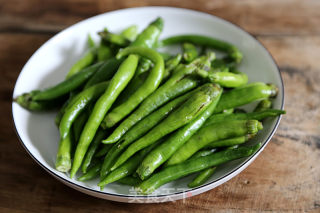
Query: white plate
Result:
<box><xmin>12</xmin><ymin>7</ymin><xmax>284</xmax><ymax>203</ymax></box>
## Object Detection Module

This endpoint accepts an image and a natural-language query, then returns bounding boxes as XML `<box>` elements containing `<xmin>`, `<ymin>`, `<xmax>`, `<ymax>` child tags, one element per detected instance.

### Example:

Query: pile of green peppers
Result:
<box><xmin>14</xmin><ymin>17</ymin><xmax>285</xmax><ymax>195</ymax></box>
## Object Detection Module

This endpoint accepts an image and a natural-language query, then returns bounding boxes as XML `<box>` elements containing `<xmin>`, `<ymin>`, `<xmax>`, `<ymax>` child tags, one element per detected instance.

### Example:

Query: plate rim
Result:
<box><xmin>11</xmin><ymin>6</ymin><xmax>285</xmax><ymax>200</ymax></box>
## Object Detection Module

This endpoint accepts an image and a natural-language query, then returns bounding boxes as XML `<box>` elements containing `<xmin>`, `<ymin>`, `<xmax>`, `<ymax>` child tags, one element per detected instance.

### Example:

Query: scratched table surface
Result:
<box><xmin>1</xmin><ymin>0</ymin><xmax>319</xmax><ymax>212</ymax></box>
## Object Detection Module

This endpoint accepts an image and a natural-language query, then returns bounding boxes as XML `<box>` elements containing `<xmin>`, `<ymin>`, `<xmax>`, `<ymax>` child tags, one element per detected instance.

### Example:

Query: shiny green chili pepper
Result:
<box><xmin>113</xmin><ymin>72</ymin><xmax>149</xmax><ymax>107</ymax></box>
<box><xmin>190</xmin><ymin>52</ymin><xmax>215</xmax><ymax>71</ymax></box>
<box><xmin>204</xmin><ymin>109</ymin><xmax>286</xmax><ymax>128</ymax></box>
<box><xmin>183</xmin><ymin>42</ymin><xmax>198</xmax><ymax>63</ymax></box>
<box><xmin>166</xmin><ymin>120</ymin><xmax>263</xmax><ymax>166</ymax></box>
<box><xmin>98</xmin><ymin>17</ymin><xmax>161</xmax><ymax>103</ymax></box>
<box><xmin>105</xmin><ymin>18</ymin><xmax>163</xmax><ymax>110</ymax></box>
<box><xmin>162</xmin><ymin>54</ymin><xmax>182</xmax><ymax>80</ymax></box>
<box><xmin>28</xmin><ymin>62</ymin><xmax>103</xmax><ymax>101</ymax></box>
<box><xmin>254</xmin><ymin>99</ymin><xmax>272</xmax><ymax>112</ymax></box>
<box><xmin>196</xmin><ymin>69</ymin><xmax>248</xmax><ymax>88</ymax></box>
<box><xmin>94</xmin><ymin>144</ymin><xmax>111</xmax><ymax>157</ymax></box>
<box><xmin>66</xmin><ymin>35</ymin><xmax>97</xmax><ymax>78</ymax></box>
<box><xmin>99</xmin><ymin>152</ymin><xmax>143</xmax><ymax>188</ymax></box>
<box><xmin>189</xmin><ymin>149</ymin><xmax>218</xmax><ymax>160</ymax></box>
<box><xmin>82</xmin><ymin>129</ymin><xmax>109</xmax><ymax>173</ymax></box>
<box><xmin>97</xmin><ymin>43</ymin><xmax>113</xmax><ymax>62</ymax></box>
<box><xmin>78</xmin><ymin>162</ymin><xmax>102</xmax><ymax>182</ymax></box>
<box><xmin>99</xmin><ymin>84</ymin><xmax>199</xmax><ymax>178</ymax></box>
<box><xmin>214</xmin><ymin>82</ymin><xmax>278</xmax><ymax>113</ymax></box>
<box><xmin>222</xmin><ymin>108</ymin><xmax>234</xmax><ymax>114</ymax></box>
<box><xmin>73</xmin><ymin>110</ymin><xmax>89</xmax><ymax>142</ymax></box>
<box><xmin>59</xmin><ymin>81</ymin><xmax>110</xmax><ymax>140</ymax></box>
<box><xmin>159</xmin><ymin>34</ymin><xmax>243</xmax><ymax>63</ymax></box>
<box><xmin>110</xmin><ymin>84</ymin><xmax>218</xmax><ymax>171</ymax></box>
<box><xmin>84</xmin><ymin>59</ymin><xmax>122</xmax><ymax>89</ymax></box>
<box><xmin>98</xmin><ymin>141</ymin><xmax>161</xmax><ymax>188</ymax></box>
<box><xmin>114</xmin><ymin>18</ymin><xmax>163</xmax><ymax>94</ymax></box>
<box><xmin>117</xmin><ymin>176</ymin><xmax>141</xmax><ymax>186</ymax></box>
<box><xmin>121</xmin><ymin>25</ymin><xmax>138</xmax><ymax>42</ymax></box>
<box><xmin>205</xmin><ymin>134</ymin><xmax>254</xmax><ymax>149</ymax></box>
<box><xmin>101</xmin><ymin>46</ymin><xmax>165</xmax><ymax>129</ymax></box>
<box><xmin>70</xmin><ymin>54</ymin><xmax>139</xmax><ymax>178</ymax></box>
<box><xmin>78</xmin><ymin>163</ymin><xmax>143</xmax><ymax>185</ymax></box>
<box><xmin>136</xmin><ymin>144</ymin><xmax>261</xmax><ymax>194</ymax></box>
<box><xmin>211</xmin><ymin>57</ymin><xmax>235</xmax><ymax>71</ymax></box>
<box><xmin>226</xmin><ymin>145</ymin><xmax>240</xmax><ymax>150</ymax></box>
<box><xmin>55</xmin><ymin>91</ymin><xmax>78</xmax><ymax>126</ymax></box>
<box><xmin>130</xmin><ymin>17</ymin><xmax>163</xmax><ymax>48</ymax></box>
<box><xmin>102</xmin><ymin>53</ymin><xmax>214</xmax><ymax>144</ymax></box>
<box><xmin>122</xmin><ymin>78</ymin><xmax>199</xmax><ymax>140</ymax></box>
<box><xmin>55</xmin><ymin>130</ymin><xmax>74</xmax><ymax>172</ymax></box>
<box><xmin>114</xmin><ymin>53</ymin><xmax>182</xmax><ymax>113</ymax></box>
<box><xmin>121</xmin><ymin>79</ymin><xmax>199</xmax><ymax>142</ymax></box>
<box><xmin>14</xmin><ymin>93</ymin><xmax>65</xmax><ymax>111</ymax></box>
<box><xmin>55</xmin><ymin>99</ymin><xmax>72</xmax><ymax>126</ymax></box>
<box><xmin>135</xmin><ymin>57</ymin><xmax>153</xmax><ymax>76</ymax></box>
<box><xmin>166</xmin><ymin>54</ymin><xmax>182</xmax><ymax>69</ymax></box>
<box><xmin>99</xmin><ymin>30</ymin><xmax>130</xmax><ymax>47</ymax></box>
<box><xmin>112</xmin><ymin>57</ymin><xmax>152</xmax><ymax>107</ymax></box>
<box><xmin>188</xmin><ymin>167</ymin><xmax>217</xmax><ymax>188</ymax></box>
<box><xmin>136</xmin><ymin>84</ymin><xmax>222</xmax><ymax>180</ymax></box>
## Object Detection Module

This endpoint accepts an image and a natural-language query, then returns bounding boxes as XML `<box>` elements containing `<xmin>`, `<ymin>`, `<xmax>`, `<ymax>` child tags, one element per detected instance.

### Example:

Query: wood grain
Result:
<box><xmin>0</xmin><ymin>0</ymin><xmax>319</xmax><ymax>212</ymax></box>
<box><xmin>1</xmin><ymin>0</ymin><xmax>319</xmax><ymax>35</ymax></box>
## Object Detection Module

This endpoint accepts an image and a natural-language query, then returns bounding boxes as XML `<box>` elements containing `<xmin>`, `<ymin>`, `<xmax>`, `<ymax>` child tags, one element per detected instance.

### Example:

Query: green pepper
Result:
<box><xmin>102</xmin><ymin>46</ymin><xmax>165</xmax><ymax>129</ymax></box>
<box><xmin>136</xmin><ymin>84</ymin><xmax>222</xmax><ymax>180</ymax></box>
<box><xmin>70</xmin><ymin>54</ymin><xmax>139</xmax><ymax>178</ymax></box>
<box><xmin>110</xmin><ymin>84</ymin><xmax>218</xmax><ymax>172</ymax></box>
<box><xmin>59</xmin><ymin>81</ymin><xmax>109</xmax><ymax>140</ymax></box>
<box><xmin>159</xmin><ymin>34</ymin><xmax>243</xmax><ymax>63</ymax></box>
<box><xmin>166</xmin><ymin>120</ymin><xmax>263</xmax><ymax>166</ymax></box>
<box><xmin>99</xmin><ymin>78</ymin><xmax>199</xmax><ymax>178</ymax></box>
<box><xmin>136</xmin><ymin>144</ymin><xmax>261</xmax><ymax>194</ymax></box>
<box><xmin>102</xmin><ymin>53</ymin><xmax>214</xmax><ymax>144</ymax></box>
<box><xmin>188</xmin><ymin>167</ymin><xmax>217</xmax><ymax>188</ymax></box>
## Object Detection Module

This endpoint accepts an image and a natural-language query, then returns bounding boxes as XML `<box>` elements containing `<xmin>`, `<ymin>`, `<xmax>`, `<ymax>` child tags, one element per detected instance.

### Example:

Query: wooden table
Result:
<box><xmin>1</xmin><ymin>0</ymin><xmax>319</xmax><ymax>212</ymax></box>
